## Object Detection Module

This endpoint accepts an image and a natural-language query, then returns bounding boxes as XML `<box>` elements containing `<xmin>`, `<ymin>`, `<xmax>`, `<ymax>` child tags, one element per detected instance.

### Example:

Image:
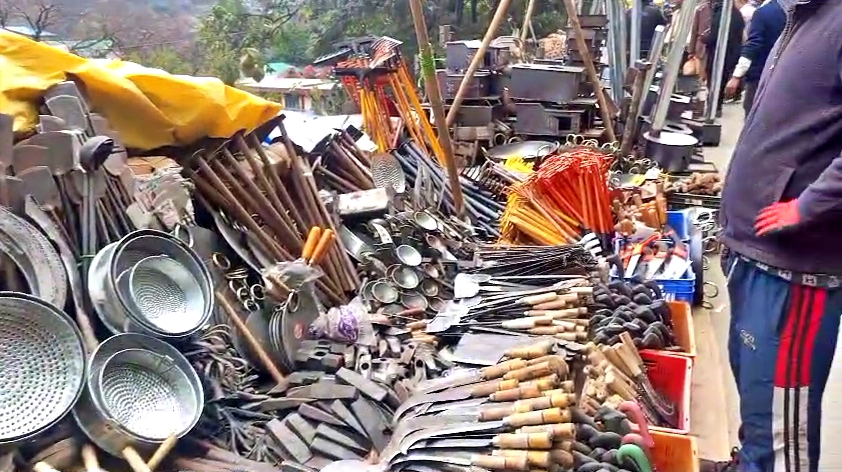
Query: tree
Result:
<box><xmin>0</xmin><ymin>0</ymin><xmax>59</xmax><ymax>39</ymax></box>
<box><xmin>195</xmin><ymin>0</ymin><xmax>312</xmax><ymax>84</ymax></box>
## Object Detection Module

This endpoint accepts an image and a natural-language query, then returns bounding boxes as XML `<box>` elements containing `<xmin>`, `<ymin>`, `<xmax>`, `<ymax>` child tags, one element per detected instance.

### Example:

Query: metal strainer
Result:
<box><xmin>96</xmin><ymin>348</ymin><xmax>200</xmax><ymax>440</ymax></box>
<box><xmin>0</xmin><ymin>292</ymin><xmax>85</xmax><ymax>444</ymax></box>
<box><xmin>73</xmin><ymin>333</ymin><xmax>203</xmax><ymax>457</ymax></box>
<box><xmin>127</xmin><ymin>256</ymin><xmax>204</xmax><ymax>334</ymax></box>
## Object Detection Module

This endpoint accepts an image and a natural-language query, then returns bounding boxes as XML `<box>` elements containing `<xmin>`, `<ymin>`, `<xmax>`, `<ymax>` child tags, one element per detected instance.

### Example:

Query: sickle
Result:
<box><xmin>617</xmin><ymin>444</ymin><xmax>654</xmax><ymax>472</ymax></box>
<box><xmin>619</xmin><ymin>400</ymin><xmax>655</xmax><ymax>448</ymax></box>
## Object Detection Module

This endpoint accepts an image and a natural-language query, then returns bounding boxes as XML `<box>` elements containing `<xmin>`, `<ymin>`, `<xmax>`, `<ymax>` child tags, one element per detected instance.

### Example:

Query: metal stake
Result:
<box><xmin>706</xmin><ymin>0</ymin><xmax>734</xmax><ymax>122</ymax></box>
<box><xmin>630</xmin><ymin>0</ymin><xmax>642</xmax><ymax>64</ymax></box>
<box><xmin>650</xmin><ymin>0</ymin><xmax>698</xmax><ymax>136</ymax></box>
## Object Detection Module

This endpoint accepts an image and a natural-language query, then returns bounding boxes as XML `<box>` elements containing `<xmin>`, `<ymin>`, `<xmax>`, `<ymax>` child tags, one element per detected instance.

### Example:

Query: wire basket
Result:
<box><xmin>0</xmin><ymin>292</ymin><xmax>86</xmax><ymax>445</ymax></box>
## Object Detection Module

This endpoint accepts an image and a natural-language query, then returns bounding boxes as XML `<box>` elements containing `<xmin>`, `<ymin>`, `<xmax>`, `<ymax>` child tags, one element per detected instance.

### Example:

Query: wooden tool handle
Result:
<box><xmin>506</xmin><ymin>407</ymin><xmax>567</xmax><ymax>427</ymax></box>
<box><xmin>520</xmin><ymin>393</ymin><xmax>575</xmax><ymax>411</ymax></box>
<box><xmin>551</xmin><ymin>449</ymin><xmax>575</xmax><ymax>468</ymax></box>
<box><xmin>510</xmin><ymin>432</ymin><xmax>554</xmax><ymax>449</ymax></box>
<box><xmin>503</xmin><ymin>361</ymin><xmax>553</xmax><ymax>381</ymax></box>
<box><xmin>309</xmin><ymin>229</ymin><xmax>335</xmax><ymax>265</ymax></box>
<box><xmin>472</xmin><ymin>378</ymin><xmax>519</xmax><ymax>397</ymax></box>
<box><xmin>560</xmin><ymin>380</ymin><xmax>575</xmax><ymax>393</ymax></box>
<box><xmin>493</xmin><ymin>450</ymin><xmax>551</xmax><ymax>468</ymax></box>
<box><xmin>502</xmin><ymin>316</ymin><xmax>554</xmax><ymax>330</ymax></box>
<box><xmin>527</xmin><ymin>308</ymin><xmax>582</xmax><ymax>319</ymax></box>
<box><xmin>521</xmin><ymin>374</ymin><xmax>559</xmax><ymax>391</ymax></box>
<box><xmin>146</xmin><ymin>434</ymin><xmax>178</xmax><ymax>471</ymax></box>
<box><xmin>216</xmin><ymin>292</ymin><xmax>286</xmax><ymax>384</ymax></box>
<box><xmin>33</xmin><ymin>463</ymin><xmax>61</xmax><ymax>472</ymax></box>
<box><xmin>479</xmin><ymin>404</ymin><xmax>517</xmax><ymax>421</ymax></box>
<box><xmin>519</xmin><ymin>292</ymin><xmax>558</xmax><ymax>306</ymax></box>
<box><xmin>301</xmin><ymin>227</ymin><xmax>322</xmax><ymax>260</ymax></box>
<box><xmin>491</xmin><ymin>385</ymin><xmax>542</xmax><ymax>401</ymax></box>
<box><xmin>472</xmin><ymin>455</ymin><xmax>529</xmax><ymax>471</ymax></box>
<box><xmin>482</xmin><ymin>359</ymin><xmax>528</xmax><ymax>379</ymax></box>
<box><xmin>528</xmin><ymin>326</ymin><xmax>561</xmax><ymax>335</ymax></box>
<box><xmin>81</xmin><ymin>445</ymin><xmax>99</xmax><ymax>471</ymax></box>
<box><xmin>531</xmin><ymin>299</ymin><xmax>569</xmax><ymax>311</ymax></box>
<box><xmin>570</xmin><ymin>286</ymin><xmax>593</xmax><ymax>295</ymax></box>
<box><xmin>122</xmin><ymin>447</ymin><xmax>151</xmax><ymax>472</ymax></box>
<box><xmin>505</xmin><ymin>340</ymin><xmax>555</xmax><ymax>359</ymax></box>
<box><xmin>523</xmin><ymin>356</ymin><xmax>568</xmax><ymax>377</ymax></box>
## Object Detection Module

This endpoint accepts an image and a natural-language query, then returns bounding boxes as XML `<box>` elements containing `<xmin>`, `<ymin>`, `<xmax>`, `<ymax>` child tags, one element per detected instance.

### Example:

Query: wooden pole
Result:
<box><xmin>409</xmin><ymin>0</ymin><xmax>466</xmax><ymax>218</ymax></box>
<box><xmin>520</xmin><ymin>0</ymin><xmax>538</xmax><ymax>46</ymax></box>
<box><xmin>445</xmin><ymin>0</ymin><xmax>513</xmax><ymax>127</ymax></box>
<box><xmin>562</xmin><ymin>0</ymin><xmax>617</xmax><ymax>142</ymax></box>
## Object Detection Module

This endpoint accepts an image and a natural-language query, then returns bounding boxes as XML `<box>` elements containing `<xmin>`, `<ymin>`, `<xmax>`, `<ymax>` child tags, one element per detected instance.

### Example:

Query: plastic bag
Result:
<box><xmin>261</xmin><ymin>260</ymin><xmax>324</xmax><ymax>300</ymax></box>
<box><xmin>310</xmin><ymin>296</ymin><xmax>376</xmax><ymax>345</ymax></box>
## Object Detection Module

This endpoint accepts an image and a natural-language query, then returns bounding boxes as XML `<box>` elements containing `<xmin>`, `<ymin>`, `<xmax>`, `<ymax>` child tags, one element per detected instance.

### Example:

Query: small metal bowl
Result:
<box><xmin>392</xmin><ymin>267</ymin><xmax>420</xmax><ymax>290</ymax></box>
<box><xmin>401</xmin><ymin>292</ymin><xmax>428</xmax><ymax>310</ymax></box>
<box><xmin>395</xmin><ymin>245</ymin><xmax>422</xmax><ymax>267</ymax></box>
<box><xmin>422</xmin><ymin>263</ymin><xmax>440</xmax><ymax>279</ymax></box>
<box><xmin>371</xmin><ymin>281</ymin><xmax>399</xmax><ymax>304</ymax></box>
<box><xmin>413</xmin><ymin>211</ymin><xmax>439</xmax><ymax>231</ymax></box>
<box><xmin>428</xmin><ymin>297</ymin><xmax>447</xmax><ymax>312</ymax></box>
<box><xmin>420</xmin><ymin>279</ymin><xmax>440</xmax><ymax>297</ymax></box>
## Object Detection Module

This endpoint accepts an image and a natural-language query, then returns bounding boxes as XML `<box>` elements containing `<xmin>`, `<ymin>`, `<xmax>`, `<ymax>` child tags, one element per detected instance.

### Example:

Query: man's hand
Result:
<box><xmin>725</xmin><ymin>77</ymin><xmax>742</xmax><ymax>98</ymax></box>
<box><xmin>755</xmin><ymin>200</ymin><xmax>802</xmax><ymax>236</ymax></box>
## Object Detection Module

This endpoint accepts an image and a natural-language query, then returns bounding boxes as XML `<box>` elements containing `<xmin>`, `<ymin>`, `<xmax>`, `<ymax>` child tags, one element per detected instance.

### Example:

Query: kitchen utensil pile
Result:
<box><xmin>501</xmin><ymin>143</ymin><xmax>615</xmax><ymax>245</ymax></box>
<box><xmin>392</xmin><ymin>141</ymin><xmax>504</xmax><ymax>239</ymax></box>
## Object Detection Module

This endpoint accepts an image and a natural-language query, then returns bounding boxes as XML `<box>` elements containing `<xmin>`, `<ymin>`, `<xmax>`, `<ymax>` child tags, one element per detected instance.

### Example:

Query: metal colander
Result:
<box><xmin>73</xmin><ymin>333</ymin><xmax>204</xmax><ymax>457</ymax></box>
<box><xmin>88</xmin><ymin>230</ymin><xmax>213</xmax><ymax>340</ymax></box>
<box><xmin>127</xmin><ymin>256</ymin><xmax>204</xmax><ymax>334</ymax></box>
<box><xmin>0</xmin><ymin>292</ymin><xmax>85</xmax><ymax>444</ymax></box>
<box><xmin>97</xmin><ymin>349</ymin><xmax>200</xmax><ymax>440</ymax></box>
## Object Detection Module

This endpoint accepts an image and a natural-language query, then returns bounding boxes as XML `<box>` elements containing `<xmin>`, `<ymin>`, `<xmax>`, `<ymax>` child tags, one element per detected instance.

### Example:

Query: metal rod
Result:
<box><xmin>706</xmin><ymin>0</ymin><xmax>734</xmax><ymax>121</ymax></box>
<box><xmin>639</xmin><ymin>25</ymin><xmax>667</xmax><ymax>121</ymax></box>
<box><xmin>605</xmin><ymin>0</ymin><xmax>624</xmax><ymax>104</ymax></box>
<box><xmin>650</xmin><ymin>0</ymin><xmax>698</xmax><ymax>136</ymax></box>
<box><xmin>615</xmin><ymin>0</ymin><xmax>628</xmax><ymax>79</ymax></box>
<box><xmin>630</xmin><ymin>0</ymin><xmax>642</xmax><ymax>64</ymax></box>
<box><xmin>409</xmin><ymin>0</ymin><xmax>467</xmax><ymax>218</ymax></box>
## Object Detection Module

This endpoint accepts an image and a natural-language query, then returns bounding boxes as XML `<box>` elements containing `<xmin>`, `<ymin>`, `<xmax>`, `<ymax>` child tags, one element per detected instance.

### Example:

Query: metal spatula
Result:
<box><xmin>45</xmin><ymin>95</ymin><xmax>91</xmax><ymax>135</ymax></box>
<box><xmin>37</xmin><ymin>115</ymin><xmax>68</xmax><ymax>133</ymax></box>
<box><xmin>45</xmin><ymin>81</ymin><xmax>91</xmax><ymax>114</ymax></box>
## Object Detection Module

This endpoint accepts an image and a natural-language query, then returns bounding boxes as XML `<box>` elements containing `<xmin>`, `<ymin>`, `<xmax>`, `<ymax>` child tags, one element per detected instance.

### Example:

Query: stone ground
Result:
<box><xmin>691</xmin><ymin>103</ymin><xmax>842</xmax><ymax>469</ymax></box>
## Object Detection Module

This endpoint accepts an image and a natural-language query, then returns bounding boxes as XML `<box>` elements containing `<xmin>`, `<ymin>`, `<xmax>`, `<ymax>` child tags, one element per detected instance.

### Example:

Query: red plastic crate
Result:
<box><xmin>639</xmin><ymin>350</ymin><xmax>693</xmax><ymax>435</ymax></box>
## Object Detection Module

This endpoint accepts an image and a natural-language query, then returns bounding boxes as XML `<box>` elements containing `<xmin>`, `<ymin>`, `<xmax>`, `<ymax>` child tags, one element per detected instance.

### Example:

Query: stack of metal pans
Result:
<box><xmin>88</xmin><ymin>229</ymin><xmax>213</xmax><ymax>341</ymax></box>
<box><xmin>235</xmin><ymin>290</ymin><xmax>322</xmax><ymax>374</ymax></box>
<box><xmin>73</xmin><ymin>333</ymin><xmax>204</xmax><ymax>456</ymax></box>
<box><xmin>0</xmin><ymin>293</ymin><xmax>86</xmax><ymax>446</ymax></box>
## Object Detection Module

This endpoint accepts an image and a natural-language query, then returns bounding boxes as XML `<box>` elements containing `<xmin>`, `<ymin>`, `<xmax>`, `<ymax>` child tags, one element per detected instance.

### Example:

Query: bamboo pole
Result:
<box><xmin>520</xmin><ymin>0</ymin><xmax>538</xmax><ymax>46</ymax></box>
<box><xmin>408</xmin><ymin>0</ymin><xmax>466</xmax><ymax>218</ymax></box>
<box><xmin>562</xmin><ymin>0</ymin><xmax>617</xmax><ymax>141</ymax></box>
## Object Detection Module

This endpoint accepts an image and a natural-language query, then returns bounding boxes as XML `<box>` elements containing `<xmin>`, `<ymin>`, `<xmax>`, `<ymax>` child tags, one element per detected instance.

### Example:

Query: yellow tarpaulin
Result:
<box><xmin>0</xmin><ymin>31</ymin><xmax>282</xmax><ymax>151</ymax></box>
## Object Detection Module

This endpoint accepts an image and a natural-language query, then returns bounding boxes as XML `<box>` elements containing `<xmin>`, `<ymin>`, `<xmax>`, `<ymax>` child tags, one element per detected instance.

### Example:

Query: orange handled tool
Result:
<box><xmin>309</xmin><ymin>229</ymin><xmax>335</xmax><ymax>265</ymax></box>
<box><xmin>301</xmin><ymin>227</ymin><xmax>322</xmax><ymax>260</ymax></box>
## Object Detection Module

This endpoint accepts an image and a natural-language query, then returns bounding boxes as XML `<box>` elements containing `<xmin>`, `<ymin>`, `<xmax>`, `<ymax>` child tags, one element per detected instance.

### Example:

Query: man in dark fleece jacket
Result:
<box><xmin>724</xmin><ymin>0</ymin><xmax>786</xmax><ymax>114</ymax></box>
<box><xmin>626</xmin><ymin>0</ymin><xmax>668</xmax><ymax>58</ymax></box>
<box><xmin>719</xmin><ymin>0</ymin><xmax>842</xmax><ymax>470</ymax></box>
